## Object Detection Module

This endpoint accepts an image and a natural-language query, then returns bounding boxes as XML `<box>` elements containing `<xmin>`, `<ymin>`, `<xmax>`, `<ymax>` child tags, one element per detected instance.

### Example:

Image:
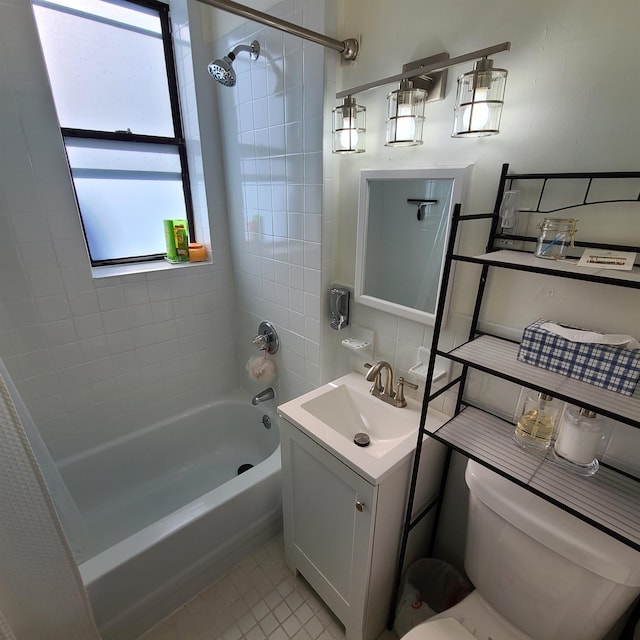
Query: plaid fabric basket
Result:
<box><xmin>517</xmin><ymin>319</ymin><xmax>640</xmax><ymax>396</ymax></box>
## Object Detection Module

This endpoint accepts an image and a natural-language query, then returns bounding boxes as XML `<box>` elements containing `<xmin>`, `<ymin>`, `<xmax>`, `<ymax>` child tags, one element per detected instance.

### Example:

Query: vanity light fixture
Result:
<box><xmin>385</xmin><ymin>79</ymin><xmax>427</xmax><ymax>147</ymax></box>
<box><xmin>452</xmin><ymin>57</ymin><xmax>508</xmax><ymax>137</ymax></box>
<box><xmin>334</xmin><ymin>42</ymin><xmax>510</xmax><ymax>153</ymax></box>
<box><xmin>332</xmin><ymin>96</ymin><xmax>366</xmax><ymax>153</ymax></box>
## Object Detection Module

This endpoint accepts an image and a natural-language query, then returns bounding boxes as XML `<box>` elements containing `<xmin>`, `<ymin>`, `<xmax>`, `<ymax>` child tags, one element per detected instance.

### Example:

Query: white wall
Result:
<box><xmin>0</xmin><ymin>0</ymin><xmax>239</xmax><ymax>463</ymax></box>
<box><xmin>328</xmin><ymin>0</ymin><xmax>640</xmax><ymax>464</ymax></box>
<box><xmin>328</xmin><ymin>0</ymin><xmax>640</xmax><ymax>570</ymax></box>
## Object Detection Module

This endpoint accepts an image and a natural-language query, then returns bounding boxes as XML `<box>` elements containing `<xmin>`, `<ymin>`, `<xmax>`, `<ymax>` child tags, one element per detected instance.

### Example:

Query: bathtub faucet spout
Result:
<box><xmin>252</xmin><ymin>387</ymin><xmax>275</xmax><ymax>405</ymax></box>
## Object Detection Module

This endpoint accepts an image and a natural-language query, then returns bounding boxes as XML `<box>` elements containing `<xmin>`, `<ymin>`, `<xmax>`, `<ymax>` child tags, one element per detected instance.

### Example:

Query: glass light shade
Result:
<box><xmin>332</xmin><ymin>96</ymin><xmax>366</xmax><ymax>153</ymax></box>
<box><xmin>385</xmin><ymin>81</ymin><xmax>426</xmax><ymax>146</ymax></box>
<box><xmin>453</xmin><ymin>58</ymin><xmax>507</xmax><ymax>137</ymax></box>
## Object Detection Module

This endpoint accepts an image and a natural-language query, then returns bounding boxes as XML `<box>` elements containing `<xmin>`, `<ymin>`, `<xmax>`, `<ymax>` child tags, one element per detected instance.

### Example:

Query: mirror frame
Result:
<box><xmin>355</xmin><ymin>166</ymin><xmax>471</xmax><ymax>325</ymax></box>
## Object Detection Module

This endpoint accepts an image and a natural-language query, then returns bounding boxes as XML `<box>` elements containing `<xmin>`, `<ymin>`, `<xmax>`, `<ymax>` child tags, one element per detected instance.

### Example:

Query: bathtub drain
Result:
<box><xmin>237</xmin><ymin>463</ymin><xmax>254</xmax><ymax>475</ymax></box>
<box><xmin>262</xmin><ymin>415</ymin><xmax>272</xmax><ymax>429</ymax></box>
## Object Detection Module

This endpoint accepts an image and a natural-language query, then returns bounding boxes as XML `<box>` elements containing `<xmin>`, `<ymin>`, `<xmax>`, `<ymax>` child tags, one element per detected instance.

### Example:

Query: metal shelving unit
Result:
<box><xmin>389</xmin><ymin>164</ymin><xmax>640</xmax><ymax>624</ymax></box>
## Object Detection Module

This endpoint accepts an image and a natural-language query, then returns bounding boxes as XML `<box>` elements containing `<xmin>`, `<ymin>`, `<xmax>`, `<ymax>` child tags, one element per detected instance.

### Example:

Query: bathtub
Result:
<box><xmin>57</xmin><ymin>393</ymin><xmax>282</xmax><ymax>640</ymax></box>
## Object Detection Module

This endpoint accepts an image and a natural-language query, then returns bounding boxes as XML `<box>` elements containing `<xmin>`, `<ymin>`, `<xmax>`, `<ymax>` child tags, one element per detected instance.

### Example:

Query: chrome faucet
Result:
<box><xmin>365</xmin><ymin>361</ymin><xmax>394</xmax><ymax>396</ymax></box>
<box><xmin>364</xmin><ymin>362</ymin><xmax>418</xmax><ymax>408</ymax></box>
<box><xmin>252</xmin><ymin>387</ymin><xmax>275</xmax><ymax>405</ymax></box>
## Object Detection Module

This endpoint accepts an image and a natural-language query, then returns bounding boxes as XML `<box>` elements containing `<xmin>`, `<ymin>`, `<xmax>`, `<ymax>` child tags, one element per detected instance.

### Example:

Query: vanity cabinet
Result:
<box><xmin>392</xmin><ymin>164</ymin><xmax>640</xmax><ymax>609</ymax></box>
<box><xmin>279</xmin><ymin>416</ymin><xmax>440</xmax><ymax>640</ymax></box>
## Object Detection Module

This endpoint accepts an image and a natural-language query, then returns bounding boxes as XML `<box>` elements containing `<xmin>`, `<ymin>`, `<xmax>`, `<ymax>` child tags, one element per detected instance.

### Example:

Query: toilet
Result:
<box><xmin>402</xmin><ymin>460</ymin><xmax>640</xmax><ymax>640</ymax></box>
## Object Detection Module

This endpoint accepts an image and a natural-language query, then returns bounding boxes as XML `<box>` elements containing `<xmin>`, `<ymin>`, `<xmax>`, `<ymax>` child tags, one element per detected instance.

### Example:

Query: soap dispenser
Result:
<box><xmin>553</xmin><ymin>405</ymin><xmax>603</xmax><ymax>476</ymax></box>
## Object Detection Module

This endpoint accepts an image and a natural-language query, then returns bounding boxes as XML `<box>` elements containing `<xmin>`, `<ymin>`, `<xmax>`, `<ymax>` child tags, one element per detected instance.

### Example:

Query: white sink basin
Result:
<box><xmin>277</xmin><ymin>372</ymin><xmax>449</xmax><ymax>483</ymax></box>
<box><xmin>301</xmin><ymin>383</ymin><xmax>415</xmax><ymax>443</ymax></box>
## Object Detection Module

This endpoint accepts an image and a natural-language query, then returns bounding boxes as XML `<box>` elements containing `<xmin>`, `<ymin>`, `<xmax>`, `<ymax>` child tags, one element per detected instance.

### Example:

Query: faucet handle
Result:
<box><xmin>395</xmin><ymin>377</ymin><xmax>419</xmax><ymax>407</ymax></box>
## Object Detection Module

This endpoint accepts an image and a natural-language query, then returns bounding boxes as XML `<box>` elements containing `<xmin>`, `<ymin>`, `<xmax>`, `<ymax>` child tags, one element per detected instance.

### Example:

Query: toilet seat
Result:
<box><xmin>400</xmin><ymin>591</ymin><xmax>532</xmax><ymax>640</ymax></box>
<box><xmin>402</xmin><ymin>617</ymin><xmax>476</xmax><ymax>639</ymax></box>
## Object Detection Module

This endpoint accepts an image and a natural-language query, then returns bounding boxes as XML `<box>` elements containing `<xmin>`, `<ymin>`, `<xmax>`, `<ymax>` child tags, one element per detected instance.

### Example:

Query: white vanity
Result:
<box><xmin>277</xmin><ymin>372</ymin><xmax>448</xmax><ymax>640</ymax></box>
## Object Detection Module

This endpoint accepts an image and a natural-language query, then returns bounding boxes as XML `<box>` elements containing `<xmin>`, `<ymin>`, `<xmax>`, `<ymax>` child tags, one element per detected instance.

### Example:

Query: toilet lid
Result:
<box><xmin>402</xmin><ymin>617</ymin><xmax>477</xmax><ymax>640</ymax></box>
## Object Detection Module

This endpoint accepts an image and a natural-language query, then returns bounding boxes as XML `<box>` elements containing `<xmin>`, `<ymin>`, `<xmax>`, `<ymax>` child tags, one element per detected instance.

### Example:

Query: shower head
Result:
<box><xmin>208</xmin><ymin>40</ymin><xmax>260</xmax><ymax>87</ymax></box>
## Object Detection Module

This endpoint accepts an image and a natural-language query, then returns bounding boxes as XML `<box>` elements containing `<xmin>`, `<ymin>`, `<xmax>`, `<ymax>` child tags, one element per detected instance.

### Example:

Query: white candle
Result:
<box><xmin>555</xmin><ymin>408</ymin><xmax>602</xmax><ymax>465</ymax></box>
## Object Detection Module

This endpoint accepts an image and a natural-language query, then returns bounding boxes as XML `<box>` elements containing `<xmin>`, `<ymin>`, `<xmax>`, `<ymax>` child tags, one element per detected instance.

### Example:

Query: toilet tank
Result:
<box><xmin>464</xmin><ymin>460</ymin><xmax>640</xmax><ymax>640</ymax></box>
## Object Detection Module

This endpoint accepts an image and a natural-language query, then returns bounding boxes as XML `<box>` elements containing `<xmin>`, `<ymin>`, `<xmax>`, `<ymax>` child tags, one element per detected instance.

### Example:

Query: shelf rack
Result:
<box><xmin>389</xmin><ymin>164</ymin><xmax>640</xmax><ymax>626</ymax></box>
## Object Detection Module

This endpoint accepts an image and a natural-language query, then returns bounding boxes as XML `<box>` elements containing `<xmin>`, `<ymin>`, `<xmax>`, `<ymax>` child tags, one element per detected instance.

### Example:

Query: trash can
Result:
<box><xmin>394</xmin><ymin>558</ymin><xmax>473</xmax><ymax>638</ymax></box>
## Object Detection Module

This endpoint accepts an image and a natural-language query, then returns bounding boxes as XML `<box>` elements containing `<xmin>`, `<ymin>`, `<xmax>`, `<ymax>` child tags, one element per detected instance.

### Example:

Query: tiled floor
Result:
<box><xmin>139</xmin><ymin>534</ymin><xmax>399</xmax><ymax>640</ymax></box>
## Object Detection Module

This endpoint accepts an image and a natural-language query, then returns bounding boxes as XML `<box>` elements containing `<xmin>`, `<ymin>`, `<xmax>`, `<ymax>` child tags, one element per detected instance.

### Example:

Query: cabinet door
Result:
<box><xmin>281</xmin><ymin>422</ymin><xmax>376</xmax><ymax>635</ymax></box>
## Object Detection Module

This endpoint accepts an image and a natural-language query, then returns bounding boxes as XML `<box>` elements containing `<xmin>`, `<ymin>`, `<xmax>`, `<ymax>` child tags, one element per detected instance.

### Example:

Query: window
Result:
<box><xmin>33</xmin><ymin>0</ymin><xmax>194</xmax><ymax>266</ymax></box>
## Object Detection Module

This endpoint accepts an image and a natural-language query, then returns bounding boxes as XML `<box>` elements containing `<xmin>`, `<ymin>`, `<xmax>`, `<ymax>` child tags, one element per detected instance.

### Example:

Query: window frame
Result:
<box><xmin>36</xmin><ymin>0</ymin><xmax>195</xmax><ymax>267</ymax></box>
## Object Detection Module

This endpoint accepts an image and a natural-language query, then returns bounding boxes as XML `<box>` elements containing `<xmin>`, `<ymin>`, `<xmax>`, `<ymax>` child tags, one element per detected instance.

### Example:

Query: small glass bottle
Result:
<box><xmin>514</xmin><ymin>391</ymin><xmax>562</xmax><ymax>451</ymax></box>
<box><xmin>535</xmin><ymin>218</ymin><xmax>578</xmax><ymax>260</ymax></box>
<box><xmin>553</xmin><ymin>406</ymin><xmax>603</xmax><ymax>476</ymax></box>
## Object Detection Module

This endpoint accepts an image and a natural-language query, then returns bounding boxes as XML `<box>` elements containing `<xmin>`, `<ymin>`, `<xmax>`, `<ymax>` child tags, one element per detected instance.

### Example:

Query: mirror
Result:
<box><xmin>355</xmin><ymin>167</ymin><xmax>470</xmax><ymax>325</ymax></box>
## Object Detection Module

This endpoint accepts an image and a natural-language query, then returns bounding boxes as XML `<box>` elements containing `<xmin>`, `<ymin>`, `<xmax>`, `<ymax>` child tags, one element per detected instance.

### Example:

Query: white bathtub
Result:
<box><xmin>58</xmin><ymin>393</ymin><xmax>282</xmax><ymax>640</ymax></box>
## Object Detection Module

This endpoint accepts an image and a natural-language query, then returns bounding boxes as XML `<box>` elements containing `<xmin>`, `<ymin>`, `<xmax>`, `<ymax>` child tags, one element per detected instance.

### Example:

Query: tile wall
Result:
<box><xmin>0</xmin><ymin>0</ymin><xmax>239</xmax><ymax>463</ymax></box>
<box><xmin>0</xmin><ymin>0</ymin><xmax>495</xmax><ymax>468</ymax></box>
<box><xmin>213</xmin><ymin>0</ymin><xmax>330</xmax><ymax>404</ymax></box>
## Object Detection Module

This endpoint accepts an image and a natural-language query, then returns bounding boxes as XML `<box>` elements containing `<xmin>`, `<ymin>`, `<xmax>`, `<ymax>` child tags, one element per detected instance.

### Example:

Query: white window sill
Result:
<box><xmin>92</xmin><ymin>257</ymin><xmax>213</xmax><ymax>279</ymax></box>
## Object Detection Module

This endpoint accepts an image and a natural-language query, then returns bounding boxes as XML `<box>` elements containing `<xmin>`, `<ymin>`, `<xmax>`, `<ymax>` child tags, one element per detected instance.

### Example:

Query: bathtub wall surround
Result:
<box><xmin>0</xmin><ymin>0</ymin><xmax>239</xmax><ymax>464</ymax></box>
<box><xmin>214</xmin><ymin>0</ymin><xmax>331</xmax><ymax>404</ymax></box>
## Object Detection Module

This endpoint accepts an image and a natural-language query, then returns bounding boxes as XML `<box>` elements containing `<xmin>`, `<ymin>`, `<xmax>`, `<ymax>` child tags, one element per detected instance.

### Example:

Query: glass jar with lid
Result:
<box><xmin>553</xmin><ymin>405</ymin><xmax>603</xmax><ymax>476</ymax></box>
<box><xmin>513</xmin><ymin>390</ymin><xmax>562</xmax><ymax>451</ymax></box>
<box><xmin>535</xmin><ymin>218</ymin><xmax>578</xmax><ymax>260</ymax></box>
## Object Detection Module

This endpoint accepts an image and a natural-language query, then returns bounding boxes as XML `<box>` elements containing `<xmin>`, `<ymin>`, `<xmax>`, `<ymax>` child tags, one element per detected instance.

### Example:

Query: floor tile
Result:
<box><xmin>139</xmin><ymin>534</ymin><xmax>400</xmax><ymax>640</ymax></box>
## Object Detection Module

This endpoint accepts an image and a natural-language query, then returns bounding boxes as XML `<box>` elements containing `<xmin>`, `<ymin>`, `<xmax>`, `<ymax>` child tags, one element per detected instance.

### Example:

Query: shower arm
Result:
<box><xmin>194</xmin><ymin>0</ymin><xmax>359</xmax><ymax>61</ymax></box>
<box><xmin>229</xmin><ymin>42</ymin><xmax>259</xmax><ymax>60</ymax></box>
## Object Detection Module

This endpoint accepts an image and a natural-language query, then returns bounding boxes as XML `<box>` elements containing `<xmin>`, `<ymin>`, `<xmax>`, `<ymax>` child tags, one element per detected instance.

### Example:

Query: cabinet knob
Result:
<box><xmin>355</xmin><ymin>501</ymin><xmax>365</xmax><ymax>512</ymax></box>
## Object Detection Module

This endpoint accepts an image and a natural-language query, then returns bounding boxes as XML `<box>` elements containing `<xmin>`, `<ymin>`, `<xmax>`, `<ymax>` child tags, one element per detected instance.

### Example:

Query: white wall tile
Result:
<box><xmin>253</xmin><ymin>97</ymin><xmax>269</xmax><ymax>129</ymax></box>
<box><xmin>102</xmin><ymin>308</ymin><xmax>131</xmax><ymax>334</ymax></box>
<box><xmin>303</xmin><ymin>242</ymin><xmax>321</xmax><ymax>269</ymax></box>
<box><xmin>107</xmin><ymin>330</ymin><xmax>135</xmax><ymax>355</ymax></box>
<box><xmin>35</xmin><ymin>295</ymin><xmax>71</xmax><ymax>323</ymax></box>
<box><xmin>73</xmin><ymin>314</ymin><xmax>105</xmax><ymax>340</ymax></box>
<box><xmin>304</xmin><ymin>214</ymin><xmax>321</xmax><ymax>242</ymax></box>
<box><xmin>28</xmin><ymin>269</ymin><xmax>65</xmax><ymax>297</ymax></box>
<box><xmin>43</xmin><ymin>320</ymin><xmax>77</xmax><ymax>347</ymax></box>
<box><xmin>67</xmin><ymin>291</ymin><xmax>99</xmax><ymax>317</ymax></box>
<box><xmin>288</xmin><ymin>239</ymin><xmax>304</xmax><ymax>266</ymax></box>
<box><xmin>97</xmin><ymin>286</ymin><xmax>126</xmax><ymax>311</ymax></box>
<box><xmin>303</xmin><ymin>268</ymin><xmax>321</xmax><ymax>295</ymax></box>
<box><xmin>61</xmin><ymin>264</ymin><xmax>94</xmax><ymax>293</ymax></box>
<box><xmin>19</xmin><ymin>241</ymin><xmax>59</xmax><ymax>272</ymax></box>
<box><xmin>288</xmin><ymin>213</ymin><xmax>304</xmax><ymax>239</ymax></box>
<box><xmin>50</xmin><ymin>343</ymin><xmax>84</xmax><ymax>369</ymax></box>
<box><xmin>84</xmin><ymin>358</ymin><xmax>115</xmax><ymax>384</ymax></box>
<box><xmin>79</xmin><ymin>336</ymin><xmax>110</xmax><ymax>363</ymax></box>
<box><xmin>122</xmin><ymin>281</ymin><xmax>150</xmax><ymax>306</ymax></box>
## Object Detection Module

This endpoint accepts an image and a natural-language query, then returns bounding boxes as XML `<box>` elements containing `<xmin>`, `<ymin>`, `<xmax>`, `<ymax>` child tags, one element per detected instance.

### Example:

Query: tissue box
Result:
<box><xmin>517</xmin><ymin>318</ymin><xmax>640</xmax><ymax>396</ymax></box>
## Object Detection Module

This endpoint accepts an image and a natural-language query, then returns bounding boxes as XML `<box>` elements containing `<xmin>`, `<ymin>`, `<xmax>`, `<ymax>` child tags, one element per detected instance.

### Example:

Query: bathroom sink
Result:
<box><xmin>300</xmin><ymin>384</ymin><xmax>415</xmax><ymax>443</ymax></box>
<box><xmin>277</xmin><ymin>372</ymin><xmax>449</xmax><ymax>483</ymax></box>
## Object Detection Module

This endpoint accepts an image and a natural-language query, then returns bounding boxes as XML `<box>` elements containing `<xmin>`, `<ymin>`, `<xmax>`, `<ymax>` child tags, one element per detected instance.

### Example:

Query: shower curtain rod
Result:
<box><xmin>194</xmin><ymin>0</ymin><xmax>359</xmax><ymax>60</ymax></box>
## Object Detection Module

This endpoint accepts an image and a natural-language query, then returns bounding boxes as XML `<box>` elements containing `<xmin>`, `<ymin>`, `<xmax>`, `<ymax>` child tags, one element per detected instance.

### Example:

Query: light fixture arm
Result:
<box><xmin>336</xmin><ymin>41</ymin><xmax>510</xmax><ymax>99</ymax></box>
<box><xmin>195</xmin><ymin>0</ymin><xmax>359</xmax><ymax>60</ymax></box>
